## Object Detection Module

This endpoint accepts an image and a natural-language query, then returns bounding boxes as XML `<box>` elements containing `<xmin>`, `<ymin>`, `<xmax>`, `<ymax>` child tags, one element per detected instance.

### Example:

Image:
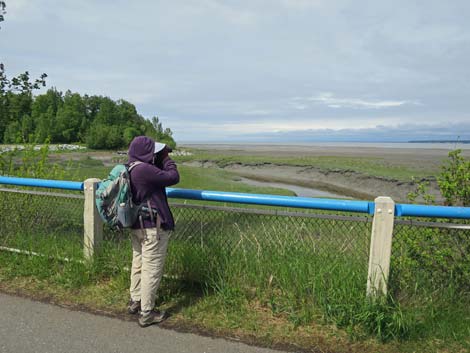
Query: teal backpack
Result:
<box><xmin>95</xmin><ymin>161</ymin><xmax>143</xmax><ymax>229</ymax></box>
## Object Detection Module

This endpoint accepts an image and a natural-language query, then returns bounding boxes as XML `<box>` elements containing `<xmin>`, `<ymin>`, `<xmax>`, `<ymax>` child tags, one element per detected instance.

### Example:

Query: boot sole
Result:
<box><xmin>138</xmin><ymin>317</ymin><xmax>165</xmax><ymax>328</ymax></box>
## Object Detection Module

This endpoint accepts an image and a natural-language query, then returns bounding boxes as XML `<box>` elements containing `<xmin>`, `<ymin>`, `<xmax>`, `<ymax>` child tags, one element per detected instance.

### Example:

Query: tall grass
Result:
<box><xmin>162</xmin><ymin>206</ymin><xmax>422</xmax><ymax>342</ymax></box>
<box><xmin>1</xmin><ymin>188</ymin><xmax>469</xmax><ymax>348</ymax></box>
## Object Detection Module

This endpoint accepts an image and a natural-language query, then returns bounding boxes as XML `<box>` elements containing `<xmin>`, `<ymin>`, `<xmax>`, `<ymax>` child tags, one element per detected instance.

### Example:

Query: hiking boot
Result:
<box><xmin>138</xmin><ymin>309</ymin><xmax>167</xmax><ymax>327</ymax></box>
<box><xmin>127</xmin><ymin>299</ymin><xmax>141</xmax><ymax>315</ymax></box>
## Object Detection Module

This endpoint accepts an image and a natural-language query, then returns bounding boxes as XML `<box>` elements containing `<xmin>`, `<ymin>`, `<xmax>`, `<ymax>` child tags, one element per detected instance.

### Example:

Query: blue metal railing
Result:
<box><xmin>0</xmin><ymin>176</ymin><xmax>83</xmax><ymax>191</ymax></box>
<box><xmin>395</xmin><ymin>203</ymin><xmax>470</xmax><ymax>219</ymax></box>
<box><xmin>1</xmin><ymin>176</ymin><xmax>469</xmax><ymax>219</ymax></box>
<box><xmin>166</xmin><ymin>188</ymin><xmax>374</xmax><ymax>214</ymax></box>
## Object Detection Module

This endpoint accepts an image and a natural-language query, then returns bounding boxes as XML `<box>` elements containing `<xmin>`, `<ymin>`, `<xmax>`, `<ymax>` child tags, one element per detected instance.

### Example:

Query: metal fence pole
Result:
<box><xmin>367</xmin><ymin>196</ymin><xmax>395</xmax><ymax>297</ymax></box>
<box><xmin>83</xmin><ymin>178</ymin><xmax>102</xmax><ymax>260</ymax></box>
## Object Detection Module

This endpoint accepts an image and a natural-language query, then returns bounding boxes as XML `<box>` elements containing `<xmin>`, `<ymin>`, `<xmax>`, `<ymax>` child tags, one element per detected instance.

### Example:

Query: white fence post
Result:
<box><xmin>367</xmin><ymin>196</ymin><xmax>395</xmax><ymax>297</ymax></box>
<box><xmin>83</xmin><ymin>178</ymin><xmax>102</xmax><ymax>260</ymax></box>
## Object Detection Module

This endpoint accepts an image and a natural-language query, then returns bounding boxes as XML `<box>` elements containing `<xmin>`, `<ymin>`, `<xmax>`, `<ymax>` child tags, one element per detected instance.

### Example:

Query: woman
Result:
<box><xmin>126</xmin><ymin>135</ymin><xmax>179</xmax><ymax>327</ymax></box>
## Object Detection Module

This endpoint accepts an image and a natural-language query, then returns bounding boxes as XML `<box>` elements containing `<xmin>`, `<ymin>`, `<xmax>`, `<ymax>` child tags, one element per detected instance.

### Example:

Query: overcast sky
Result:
<box><xmin>1</xmin><ymin>0</ymin><xmax>470</xmax><ymax>142</ymax></box>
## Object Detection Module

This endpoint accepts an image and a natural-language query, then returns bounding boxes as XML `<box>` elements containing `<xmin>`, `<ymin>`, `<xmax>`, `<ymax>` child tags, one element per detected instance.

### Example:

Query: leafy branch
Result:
<box><xmin>0</xmin><ymin>1</ymin><xmax>6</xmax><ymax>28</ymax></box>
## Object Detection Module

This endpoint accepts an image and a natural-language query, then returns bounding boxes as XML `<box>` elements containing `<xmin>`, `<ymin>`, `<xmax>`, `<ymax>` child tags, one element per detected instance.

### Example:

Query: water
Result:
<box><xmin>237</xmin><ymin>177</ymin><xmax>351</xmax><ymax>199</ymax></box>
<box><xmin>283</xmin><ymin>142</ymin><xmax>470</xmax><ymax>150</ymax></box>
<box><xmin>182</xmin><ymin>141</ymin><xmax>470</xmax><ymax>150</ymax></box>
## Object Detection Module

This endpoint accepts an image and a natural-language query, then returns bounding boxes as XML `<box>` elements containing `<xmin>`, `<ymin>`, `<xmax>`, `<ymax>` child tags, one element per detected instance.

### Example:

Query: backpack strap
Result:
<box><xmin>147</xmin><ymin>200</ymin><xmax>162</xmax><ymax>240</ymax></box>
<box><xmin>128</xmin><ymin>161</ymin><xmax>143</xmax><ymax>173</ymax></box>
<box><xmin>129</xmin><ymin>161</ymin><xmax>161</xmax><ymax>238</ymax></box>
<box><xmin>147</xmin><ymin>200</ymin><xmax>155</xmax><ymax>225</ymax></box>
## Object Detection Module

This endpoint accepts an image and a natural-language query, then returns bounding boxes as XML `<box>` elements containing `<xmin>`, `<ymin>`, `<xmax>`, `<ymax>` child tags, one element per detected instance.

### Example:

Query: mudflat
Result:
<box><xmin>182</xmin><ymin>143</ymin><xmax>470</xmax><ymax>164</ymax></box>
<box><xmin>181</xmin><ymin>143</ymin><xmax>470</xmax><ymax>203</ymax></box>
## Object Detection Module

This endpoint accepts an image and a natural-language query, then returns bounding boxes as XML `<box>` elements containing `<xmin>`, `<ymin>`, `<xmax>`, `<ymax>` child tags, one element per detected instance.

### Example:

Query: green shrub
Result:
<box><xmin>438</xmin><ymin>149</ymin><xmax>470</xmax><ymax>206</ymax></box>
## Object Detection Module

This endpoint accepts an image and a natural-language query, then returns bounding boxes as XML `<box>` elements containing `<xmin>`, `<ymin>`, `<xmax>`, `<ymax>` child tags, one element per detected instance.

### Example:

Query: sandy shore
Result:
<box><xmin>181</xmin><ymin>143</ymin><xmax>470</xmax><ymax>203</ymax></box>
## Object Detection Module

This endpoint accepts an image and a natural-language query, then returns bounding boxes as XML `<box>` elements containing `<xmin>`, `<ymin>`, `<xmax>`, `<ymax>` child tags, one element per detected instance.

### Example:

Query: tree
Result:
<box><xmin>123</xmin><ymin>126</ymin><xmax>140</xmax><ymax>145</ymax></box>
<box><xmin>147</xmin><ymin>116</ymin><xmax>176</xmax><ymax>149</ymax></box>
<box><xmin>408</xmin><ymin>149</ymin><xmax>470</xmax><ymax>206</ymax></box>
<box><xmin>94</xmin><ymin>97</ymin><xmax>118</xmax><ymax>126</ymax></box>
<box><xmin>54</xmin><ymin>91</ymin><xmax>85</xmax><ymax>142</ymax></box>
<box><xmin>0</xmin><ymin>1</ymin><xmax>6</xmax><ymax>29</ymax></box>
<box><xmin>0</xmin><ymin>64</ymin><xmax>8</xmax><ymax>141</ymax></box>
<box><xmin>151</xmin><ymin>116</ymin><xmax>163</xmax><ymax>135</ymax></box>
<box><xmin>438</xmin><ymin>149</ymin><xmax>470</xmax><ymax>206</ymax></box>
<box><xmin>31</xmin><ymin>88</ymin><xmax>62</xmax><ymax>142</ymax></box>
<box><xmin>0</xmin><ymin>47</ymin><xmax>176</xmax><ymax>148</ymax></box>
<box><xmin>86</xmin><ymin>123</ymin><xmax>123</xmax><ymax>150</ymax></box>
<box><xmin>117</xmin><ymin>99</ymin><xmax>139</xmax><ymax>127</ymax></box>
<box><xmin>21</xmin><ymin>114</ymin><xmax>34</xmax><ymax>141</ymax></box>
<box><xmin>32</xmin><ymin>88</ymin><xmax>62</xmax><ymax>117</ymax></box>
<box><xmin>34</xmin><ymin>106</ymin><xmax>55</xmax><ymax>143</ymax></box>
<box><xmin>0</xmin><ymin>65</ymin><xmax>47</xmax><ymax>143</ymax></box>
<box><xmin>8</xmin><ymin>71</ymin><xmax>47</xmax><ymax>94</ymax></box>
<box><xmin>3</xmin><ymin>120</ymin><xmax>21</xmax><ymax>143</ymax></box>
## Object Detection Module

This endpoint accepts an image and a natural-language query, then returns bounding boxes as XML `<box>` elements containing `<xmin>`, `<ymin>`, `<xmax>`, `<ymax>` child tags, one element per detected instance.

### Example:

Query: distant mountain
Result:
<box><xmin>408</xmin><ymin>140</ymin><xmax>470</xmax><ymax>144</ymax></box>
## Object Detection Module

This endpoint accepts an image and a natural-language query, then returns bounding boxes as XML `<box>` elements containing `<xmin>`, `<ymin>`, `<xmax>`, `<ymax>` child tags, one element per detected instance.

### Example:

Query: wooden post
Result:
<box><xmin>367</xmin><ymin>196</ymin><xmax>395</xmax><ymax>297</ymax></box>
<box><xmin>83</xmin><ymin>178</ymin><xmax>102</xmax><ymax>260</ymax></box>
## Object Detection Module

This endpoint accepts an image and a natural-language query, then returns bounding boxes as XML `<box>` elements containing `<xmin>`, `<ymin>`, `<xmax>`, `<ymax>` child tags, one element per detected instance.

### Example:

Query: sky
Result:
<box><xmin>1</xmin><ymin>0</ymin><xmax>470</xmax><ymax>142</ymax></box>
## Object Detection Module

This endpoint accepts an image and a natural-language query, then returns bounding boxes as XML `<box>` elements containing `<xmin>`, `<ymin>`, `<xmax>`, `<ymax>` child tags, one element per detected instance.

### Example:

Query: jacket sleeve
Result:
<box><xmin>143</xmin><ymin>157</ymin><xmax>180</xmax><ymax>187</ymax></box>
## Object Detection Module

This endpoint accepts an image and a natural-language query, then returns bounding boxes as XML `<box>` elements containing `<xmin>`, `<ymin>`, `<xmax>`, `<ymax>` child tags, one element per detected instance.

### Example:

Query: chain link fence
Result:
<box><xmin>1</xmin><ymin>188</ymin><xmax>372</xmax><ymax>295</ymax></box>
<box><xmin>0</xmin><ymin>188</ymin><xmax>84</xmax><ymax>258</ymax></box>
<box><xmin>165</xmin><ymin>204</ymin><xmax>372</xmax><ymax>288</ymax></box>
<box><xmin>391</xmin><ymin>218</ymin><xmax>470</xmax><ymax>300</ymax></box>
<box><xmin>1</xmin><ymin>187</ymin><xmax>469</xmax><ymax>303</ymax></box>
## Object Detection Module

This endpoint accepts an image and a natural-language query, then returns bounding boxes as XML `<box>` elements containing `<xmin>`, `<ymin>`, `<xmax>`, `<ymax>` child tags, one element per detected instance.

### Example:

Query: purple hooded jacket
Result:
<box><xmin>127</xmin><ymin>136</ymin><xmax>180</xmax><ymax>230</ymax></box>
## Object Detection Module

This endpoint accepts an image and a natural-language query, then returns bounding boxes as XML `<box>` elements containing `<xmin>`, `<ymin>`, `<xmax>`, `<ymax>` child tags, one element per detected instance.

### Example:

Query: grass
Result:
<box><xmin>2</xmin><ymin>190</ymin><xmax>470</xmax><ymax>352</ymax></box>
<box><xmin>176</xmin><ymin>165</ymin><xmax>295</xmax><ymax>196</ymax></box>
<box><xmin>1</xmin><ymin>146</ymin><xmax>470</xmax><ymax>352</ymax></box>
<box><xmin>45</xmin><ymin>154</ymin><xmax>296</xmax><ymax>197</ymax></box>
<box><xmin>173</xmin><ymin>148</ymin><xmax>441</xmax><ymax>181</ymax></box>
<box><xmin>1</xmin><ymin>219</ymin><xmax>469</xmax><ymax>352</ymax></box>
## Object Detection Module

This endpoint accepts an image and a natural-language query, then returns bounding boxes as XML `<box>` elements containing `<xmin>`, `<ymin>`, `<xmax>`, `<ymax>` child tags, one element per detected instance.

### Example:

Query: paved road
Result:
<box><xmin>0</xmin><ymin>293</ymin><xmax>285</xmax><ymax>353</ymax></box>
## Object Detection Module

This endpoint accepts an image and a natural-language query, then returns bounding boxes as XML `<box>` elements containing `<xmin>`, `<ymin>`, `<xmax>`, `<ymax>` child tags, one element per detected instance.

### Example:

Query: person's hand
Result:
<box><xmin>153</xmin><ymin>145</ymin><xmax>172</xmax><ymax>166</ymax></box>
<box><xmin>160</xmin><ymin>146</ymin><xmax>171</xmax><ymax>160</ymax></box>
<box><xmin>159</xmin><ymin>149</ymin><xmax>169</xmax><ymax>161</ymax></box>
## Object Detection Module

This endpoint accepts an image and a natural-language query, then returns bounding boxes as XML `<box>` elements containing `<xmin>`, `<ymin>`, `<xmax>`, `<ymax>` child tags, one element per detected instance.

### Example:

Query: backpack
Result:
<box><xmin>95</xmin><ymin>161</ymin><xmax>143</xmax><ymax>229</ymax></box>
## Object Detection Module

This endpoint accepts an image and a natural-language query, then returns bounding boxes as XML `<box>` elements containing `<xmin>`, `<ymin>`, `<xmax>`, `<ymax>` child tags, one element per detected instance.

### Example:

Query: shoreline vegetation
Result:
<box><xmin>1</xmin><ymin>142</ymin><xmax>450</xmax><ymax>203</ymax></box>
<box><xmin>178</xmin><ymin>143</ymin><xmax>470</xmax><ymax>204</ymax></box>
<box><xmin>1</xmin><ymin>143</ymin><xmax>470</xmax><ymax>353</ymax></box>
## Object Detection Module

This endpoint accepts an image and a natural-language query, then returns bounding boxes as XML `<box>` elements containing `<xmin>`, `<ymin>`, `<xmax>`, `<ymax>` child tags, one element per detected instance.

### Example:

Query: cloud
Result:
<box><xmin>2</xmin><ymin>0</ymin><xmax>469</xmax><ymax>143</ymax></box>
<box><xmin>201</xmin><ymin>0</ymin><xmax>258</xmax><ymax>26</ymax></box>
<box><xmin>280</xmin><ymin>0</ymin><xmax>327</xmax><ymax>10</ymax></box>
<box><xmin>242</xmin><ymin>109</ymin><xmax>272</xmax><ymax>116</ymax></box>
<box><xmin>300</xmin><ymin>92</ymin><xmax>414</xmax><ymax>109</ymax></box>
<box><xmin>288</xmin><ymin>102</ymin><xmax>308</xmax><ymax>110</ymax></box>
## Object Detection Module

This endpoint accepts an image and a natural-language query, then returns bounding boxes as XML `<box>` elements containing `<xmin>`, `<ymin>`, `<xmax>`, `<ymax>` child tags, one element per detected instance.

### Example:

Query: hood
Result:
<box><xmin>128</xmin><ymin>136</ymin><xmax>155</xmax><ymax>164</ymax></box>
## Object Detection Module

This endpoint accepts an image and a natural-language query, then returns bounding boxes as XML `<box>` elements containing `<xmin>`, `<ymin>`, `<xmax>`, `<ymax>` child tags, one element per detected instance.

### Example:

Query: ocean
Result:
<box><xmin>180</xmin><ymin>141</ymin><xmax>470</xmax><ymax>150</ymax></box>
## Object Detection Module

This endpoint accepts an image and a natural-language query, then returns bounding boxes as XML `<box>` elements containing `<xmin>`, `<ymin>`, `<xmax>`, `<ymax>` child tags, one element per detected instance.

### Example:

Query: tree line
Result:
<box><xmin>0</xmin><ymin>67</ymin><xmax>176</xmax><ymax>150</ymax></box>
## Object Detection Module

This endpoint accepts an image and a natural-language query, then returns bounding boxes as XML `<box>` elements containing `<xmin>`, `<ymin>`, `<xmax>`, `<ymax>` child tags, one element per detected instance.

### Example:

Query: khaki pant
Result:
<box><xmin>130</xmin><ymin>227</ymin><xmax>171</xmax><ymax>312</ymax></box>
